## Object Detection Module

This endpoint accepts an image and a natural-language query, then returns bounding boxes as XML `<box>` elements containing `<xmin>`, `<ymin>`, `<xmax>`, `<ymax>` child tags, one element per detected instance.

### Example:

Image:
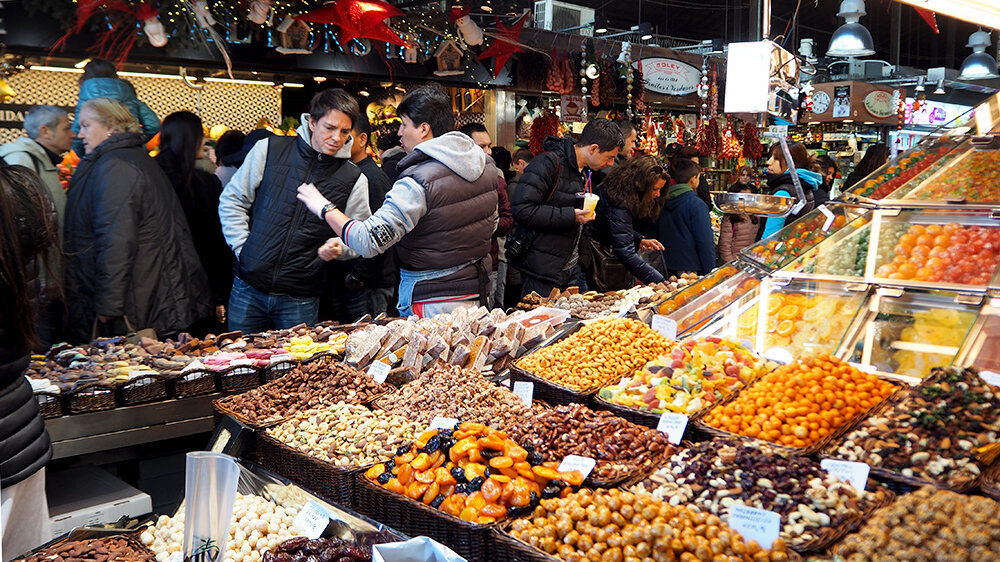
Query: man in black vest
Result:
<box><xmin>297</xmin><ymin>84</ymin><xmax>498</xmax><ymax>318</ymax></box>
<box><xmin>218</xmin><ymin>89</ymin><xmax>372</xmax><ymax>332</ymax></box>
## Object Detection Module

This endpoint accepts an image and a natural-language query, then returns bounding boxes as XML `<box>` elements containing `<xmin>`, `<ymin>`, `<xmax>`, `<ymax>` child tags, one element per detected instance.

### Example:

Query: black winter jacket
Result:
<box><xmin>236</xmin><ymin>136</ymin><xmax>362</xmax><ymax>297</ymax></box>
<box><xmin>64</xmin><ymin>133</ymin><xmax>211</xmax><ymax>342</ymax></box>
<box><xmin>592</xmin><ymin>185</ymin><xmax>665</xmax><ymax>285</ymax></box>
<box><xmin>155</xmin><ymin>153</ymin><xmax>235</xmax><ymax>307</ymax></box>
<box><xmin>510</xmin><ymin>137</ymin><xmax>586</xmax><ymax>285</ymax></box>
<box><xmin>349</xmin><ymin>156</ymin><xmax>396</xmax><ymax>288</ymax></box>
<box><xmin>0</xmin><ymin>350</ymin><xmax>51</xmax><ymax>488</ymax></box>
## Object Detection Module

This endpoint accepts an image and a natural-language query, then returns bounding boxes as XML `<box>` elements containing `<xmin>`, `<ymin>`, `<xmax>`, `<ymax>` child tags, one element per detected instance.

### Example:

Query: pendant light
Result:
<box><xmin>827</xmin><ymin>0</ymin><xmax>876</xmax><ymax>58</ymax></box>
<box><xmin>959</xmin><ymin>30</ymin><xmax>999</xmax><ymax>80</ymax></box>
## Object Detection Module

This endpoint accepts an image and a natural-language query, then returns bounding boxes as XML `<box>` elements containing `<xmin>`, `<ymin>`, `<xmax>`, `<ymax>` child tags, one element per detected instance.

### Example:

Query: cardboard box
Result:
<box><xmin>47</xmin><ymin>466</ymin><xmax>152</xmax><ymax>536</ymax></box>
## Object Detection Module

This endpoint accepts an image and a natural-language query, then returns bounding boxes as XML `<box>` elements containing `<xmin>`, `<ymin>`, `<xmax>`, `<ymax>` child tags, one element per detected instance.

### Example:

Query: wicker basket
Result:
<box><xmin>169</xmin><ymin>368</ymin><xmax>218</xmax><ymax>398</ymax></box>
<box><xmin>66</xmin><ymin>381</ymin><xmax>116</xmax><ymax>414</ymax></box>
<box><xmin>788</xmin><ymin>487</ymin><xmax>895</xmax><ymax>554</ymax></box>
<box><xmin>34</xmin><ymin>392</ymin><xmax>63</xmax><ymax>419</ymax></box>
<box><xmin>211</xmin><ymin>397</ymin><xmax>289</xmax><ymax>430</ymax></box>
<box><xmin>507</xmin><ymin>366</ymin><xmax>596</xmax><ymax>408</ymax></box>
<box><xmin>217</xmin><ymin>363</ymin><xmax>263</xmax><ymax>394</ymax></box>
<box><xmin>261</xmin><ymin>359</ymin><xmax>297</xmax><ymax>382</ymax></box>
<box><xmin>117</xmin><ymin>374</ymin><xmax>168</xmax><ymax>405</ymax></box>
<box><xmin>256</xmin><ymin>431</ymin><xmax>372</xmax><ymax>509</ymax></box>
<box><xmin>980</xmin><ymin>464</ymin><xmax>1000</xmax><ymax>501</ymax></box>
<box><xmin>356</xmin><ymin>476</ymin><xmax>498</xmax><ymax>561</ymax></box>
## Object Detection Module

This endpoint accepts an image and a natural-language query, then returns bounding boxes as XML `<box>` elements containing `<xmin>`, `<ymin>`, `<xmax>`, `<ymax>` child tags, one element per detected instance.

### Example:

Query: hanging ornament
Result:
<box><xmin>449</xmin><ymin>7</ymin><xmax>484</xmax><ymax>47</ymax></box>
<box><xmin>136</xmin><ymin>2</ymin><xmax>167</xmax><ymax>48</ymax></box>
<box><xmin>477</xmin><ymin>14</ymin><xmax>528</xmax><ymax>79</ymax></box>
<box><xmin>191</xmin><ymin>0</ymin><xmax>216</xmax><ymax>28</ymax></box>
<box><xmin>579</xmin><ymin>40</ymin><xmax>588</xmax><ymax>95</ymax></box>
<box><xmin>635</xmin><ymin>61</ymin><xmax>646</xmax><ymax>112</ymax></box>
<box><xmin>621</xmin><ymin>42</ymin><xmax>634</xmax><ymax>119</ymax></box>
<box><xmin>546</xmin><ymin>47</ymin><xmax>564</xmax><ymax>92</ymax></box>
<box><xmin>51</xmin><ymin>0</ymin><xmax>139</xmax><ymax>64</ymax></box>
<box><xmin>720</xmin><ymin>121</ymin><xmax>742</xmax><ymax>159</ymax></box>
<box><xmin>248</xmin><ymin>0</ymin><xmax>273</xmax><ymax>25</ymax></box>
<box><xmin>296</xmin><ymin>0</ymin><xmax>409</xmax><ymax>47</ymax></box>
<box><xmin>0</xmin><ymin>78</ymin><xmax>15</xmax><ymax>102</ymax></box>
<box><xmin>560</xmin><ymin>50</ymin><xmax>574</xmax><ymax>94</ymax></box>
<box><xmin>644</xmin><ymin>111</ymin><xmax>657</xmax><ymax>155</ymax></box>
<box><xmin>402</xmin><ymin>33</ymin><xmax>420</xmax><ymax>63</ymax></box>
<box><xmin>275</xmin><ymin>17</ymin><xmax>313</xmax><ymax>55</ymax></box>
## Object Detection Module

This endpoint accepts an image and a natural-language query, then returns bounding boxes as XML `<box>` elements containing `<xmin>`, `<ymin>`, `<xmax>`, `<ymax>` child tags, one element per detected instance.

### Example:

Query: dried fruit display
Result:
<box><xmin>903</xmin><ymin>150</ymin><xmax>1000</xmax><ymax>201</ymax></box>
<box><xmin>851</xmin><ymin>143</ymin><xmax>954</xmax><ymax>200</ymax></box>
<box><xmin>516</xmin><ymin>318</ymin><xmax>674</xmax><ymax>393</ymax></box>
<box><xmin>507</xmin><ymin>487</ymin><xmax>794</xmax><ymax>561</ymax></box>
<box><xmin>734</xmin><ymin>291</ymin><xmax>866</xmax><ymax>358</ymax></box>
<box><xmin>874</xmin><ymin>222</ymin><xmax>1000</xmax><ymax>285</ymax></box>
<box><xmin>855</xmin><ymin>306</ymin><xmax>977</xmax><ymax>379</ymax></box>
<box><xmin>635</xmin><ymin>440</ymin><xmax>887</xmax><ymax>550</ymax></box>
<box><xmin>364</xmin><ymin>422</ymin><xmax>582</xmax><ymax>524</ymax></box>
<box><xmin>655</xmin><ymin>266</ymin><xmax>741</xmax><ymax>316</ymax></box>
<box><xmin>517</xmin><ymin>278</ymin><xmax>696</xmax><ymax>318</ymax></box>
<box><xmin>598</xmin><ymin>337</ymin><xmax>770</xmax><ymax>416</ymax></box>
<box><xmin>747</xmin><ymin>213</ymin><xmax>848</xmax><ymax>270</ymax></box>
<box><xmin>832</xmin><ymin>487</ymin><xmax>1000</xmax><ymax>561</ymax></box>
<box><xmin>702</xmin><ymin>354</ymin><xmax>897</xmax><ymax>450</ymax></box>
<box><xmin>827</xmin><ymin>367</ymin><xmax>1000</xmax><ymax>489</ymax></box>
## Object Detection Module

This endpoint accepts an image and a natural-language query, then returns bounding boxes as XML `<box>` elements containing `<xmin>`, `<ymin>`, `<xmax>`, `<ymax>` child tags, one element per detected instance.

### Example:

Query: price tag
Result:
<box><xmin>27</xmin><ymin>378</ymin><xmax>52</xmax><ymax>392</ymax></box>
<box><xmin>428</xmin><ymin>416</ymin><xmax>459</xmax><ymax>431</ymax></box>
<box><xmin>128</xmin><ymin>370</ymin><xmax>157</xmax><ymax>386</ymax></box>
<box><xmin>728</xmin><ymin>504</ymin><xmax>781</xmax><ymax>549</ymax></box>
<box><xmin>270</xmin><ymin>353</ymin><xmax>295</xmax><ymax>364</ymax></box>
<box><xmin>979</xmin><ymin>370</ymin><xmax>1000</xmax><ymax>387</ymax></box>
<box><xmin>818</xmin><ymin>206</ymin><xmax>836</xmax><ymax>231</ymax></box>
<box><xmin>293</xmin><ymin>499</ymin><xmax>331</xmax><ymax>539</ymax></box>
<box><xmin>616</xmin><ymin>302</ymin><xmax>634</xmax><ymax>318</ymax></box>
<box><xmin>557</xmin><ymin>455</ymin><xmax>597</xmax><ymax>480</ymax></box>
<box><xmin>512</xmin><ymin>381</ymin><xmax>534</xmax><ymax>406</ymax></box>
<box><xmin>181</xmin><ymin>359</ymin><xmax>205</xmax><ymax>373</ymax></box>
<box><xmin>763</xmin><ymin>347</ymin><xmax>793</xmax><ymax>365</ymax></box>
<box><xmin>656</xmin><ymin>413</ymin><xmax>689</xmax><ymax>444</ymax></box>
<box><xmin>820</xmin><ymin>459</ymin><xmax>870</xmax><ymax>491</ymax></box>
<box><xmin>651</xmin><ymin>315</ymin><xmax>678</xmax><ymax>340</ymax></box>
<box><xmin>849</xmin><ymin>362</ymin><xmax>877</xmax><ymax>374</ymax></box>
<box><xmin>367</xmin><ymin>361</ymin><xmax>391</xmax><ymax>384</ymax></box>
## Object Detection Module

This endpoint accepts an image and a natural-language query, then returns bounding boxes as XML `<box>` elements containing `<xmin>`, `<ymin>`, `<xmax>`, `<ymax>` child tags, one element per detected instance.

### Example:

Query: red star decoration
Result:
<box><xmin>295</xmin><ymin>0</ymin><xmax>409</xmax><ymax>47</ymax></box>
<box><xmin>477</xmin><ymin>14</ymin><xmax>527</xmax><ymax>79</ymax></box>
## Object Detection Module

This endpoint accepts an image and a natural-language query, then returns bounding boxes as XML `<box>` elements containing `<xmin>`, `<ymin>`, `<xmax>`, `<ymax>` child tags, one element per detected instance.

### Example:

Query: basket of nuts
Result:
<box><xmin>65</xmin><ymin>380</ymin><xmax>117</xmax><ymax>414</ymax></box>
<box><xmin>15</xmin><ymin>533</ymin><xmax>156</xmax><ymax>562</ymax></box>
<box><xmin>981</xmin><ymin>464</ymin><xmax>1000</xmax><ymax>500</ymax></box>
<box><xmin>260</xmin><ymin>402</ymin><xmax>426</xmax><ymax>509</ymax></box>
<box><xmin>512</xmin><ymin>318</ymin><xmax>675</xmax><ymax>407</ymax></box>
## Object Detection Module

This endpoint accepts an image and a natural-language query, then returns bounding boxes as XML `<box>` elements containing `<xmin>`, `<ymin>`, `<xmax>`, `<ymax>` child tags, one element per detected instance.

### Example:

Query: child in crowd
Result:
<box><xmin>655</xmin><ymin>159</ymin><xmax>716</xmax><ymax>276</ymax></box>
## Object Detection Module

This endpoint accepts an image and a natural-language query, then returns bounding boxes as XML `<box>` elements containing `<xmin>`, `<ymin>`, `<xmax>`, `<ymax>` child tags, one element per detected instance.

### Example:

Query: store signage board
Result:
<box><xmin>728</xmin><ymin>505</ymin><xmax>781</xmax><ymax>549</ymax></box>
<box><xmin>864</xmin><ymin>89</ymin><xmax>896</xmax><ymax>119</ymax></box>
<box><xmin>820</xmin><ymin>459</ymin><xmax>870</xmax><ymax>491</ymax></box>
<box><xmin>367</xmin><ymin>361</ymin><xmax>391</xmax><ymax>384</ymax></box>
<box><xmin>0</xmin><ymin>103</ymin><xmax>76</xmax><ymax>128</ymax></box>
<box><xmin>512</xmin><ymin>381</ymin><xmax>534</xmax><ymax>407</ymax></box>
<box><xmin>979</xmin><ymin>370</ymin><xmax>1000</xmax><ymax>387</ymax></box>
<box><xmin>633</xmin><ymin>58</ymin><xmax>700</xmax><ymax>96</ymax></box>
<box><xmin>429</xmin><ymin>417</ymin><xmax>459</xmax><ymax>431</ymax></box>
<box><xmin>725</xmin><ymin>42</ymin><xmax>771</xmax><ymax>113</ymax></box>
<box><xmin>651</xmin><ymin>315</ymin><xmax>678</xmax><ymax>340</ymax></box>
<box><xmin>560</xmin><ymin>95</ymin><xmax>587</xmax><ymax>123</ymax></box>
<box><xmin>557</xmin><ymin>455</ymin><xmax>597</xmax><ymax>479</ymax></box>
<box><xmin>657</xmin><ymin>413</ymin><xmax>688</xmax><ymax>444</ymax></box>
<box><xmin>832</xmin><ymin>85</ymin><xmax>851</xmax><ymax>118</ymax></box>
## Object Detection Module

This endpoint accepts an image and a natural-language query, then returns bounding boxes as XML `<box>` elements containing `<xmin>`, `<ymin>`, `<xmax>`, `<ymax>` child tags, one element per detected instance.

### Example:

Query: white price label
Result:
<box><xmin>849</xmin><ymin>362</ymin><xmax>877</xmax><ymax>374</ymax></box>
<box><xmin>818</xmin><ymin>206</ymin><xmax>836</xmax><ymax>231</ymax></box>
<box><xmin>181</xmin><ymin>359</ymin><xmax>205</xmax><ymax>373</ymax></box>
<box><xmin>367</xmin><ymin>361</ymin><xmax>391</xmax><ymax>384</ymax></box>
<box><xmin>651</xmin><ymin>315</ymin><xmax>678</xmax><ymax>340</ymax></box>
<box><xmin>128</xmin><ymin>370</ymin><xmax>157</xmax><ymax>386</ymax></box>
<box><xmin>292</xmin><ymin>499</ymin><xmax>331</xmax><ymax>539</ymax></box>
<box><xmin>616</xmin><ymin>302</ymin><xmax>634</xmax><ymax>318</ymax></box>
<box><xmin>557</xmin><ymin>455</ymin><xmax>596</xmax><ymax>480</ymax></box>
<box><xmin>820</xmin><ymin>459</ymin><xmax>870</xmax><ymax>491</ymax></box>
<box><xmin>979</xmin><ymin>370</ymin><xmax>1000</xmax><ymax>387</ymax></box>
<box><xmin>656</xmin><ymin>412</ymin><xmax>689</xmax><ymax>444</ymax></box>
<box><xmin>512</xmin><ymin>381</ymin><xmax>534</xmax><ymax>406</ymax></box>
<box><xmin>270</xmin><ymin>353</ymin><xmax>295</xmax><ymax>364</ymax></box>
<box><xmin>728</xmin><ymin>504</ymin><xmax>781</xmax><ymax>549</ymax></box>
<box><xmin>428</xmin><ymin>417</ymin><xmax>459</xmax><ymax>431</ymax></box>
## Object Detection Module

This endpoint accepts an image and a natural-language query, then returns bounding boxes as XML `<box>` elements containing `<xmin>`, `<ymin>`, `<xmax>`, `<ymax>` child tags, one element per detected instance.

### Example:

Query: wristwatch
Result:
<box><xmin>320</xmin><ymin>202</ymin><xmax>338</xmax><ymax>220</ymax></box>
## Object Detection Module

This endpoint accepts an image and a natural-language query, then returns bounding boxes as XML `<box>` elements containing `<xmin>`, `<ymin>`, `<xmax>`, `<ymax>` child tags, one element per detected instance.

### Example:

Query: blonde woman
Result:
<box><xmin>63</xmin><ymin>98</ymin><xmax>210</xmax><ymax>342</ymax></box>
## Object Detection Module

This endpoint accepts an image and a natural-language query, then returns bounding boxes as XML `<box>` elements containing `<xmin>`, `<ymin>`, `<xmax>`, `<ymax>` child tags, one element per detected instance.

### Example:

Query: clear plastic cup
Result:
<box><xmin>183</xmin><ymin>452</ymin><xmax>240</xmax><ymax>562</ymax></box>
<box><xmin>582</xmin><ymin>193</ymin><xmax>600</xmax><ymax>217</ymax></box>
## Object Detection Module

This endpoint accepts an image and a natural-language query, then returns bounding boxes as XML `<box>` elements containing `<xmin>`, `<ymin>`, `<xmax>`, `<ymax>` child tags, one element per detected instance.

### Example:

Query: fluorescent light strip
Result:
<box><xmin>894</xmin><ymin>0</ymin><xmax>1000</xmax><ymax>31</ymax></box>
<box><xmin>30</xmin><ymin>65</ymin><xmax>284</xmax><ymax>86</ymax></box>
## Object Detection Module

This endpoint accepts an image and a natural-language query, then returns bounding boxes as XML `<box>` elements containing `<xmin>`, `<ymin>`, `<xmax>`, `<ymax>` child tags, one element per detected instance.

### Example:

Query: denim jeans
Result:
<box><xmin>228</xmin><ymin>276</ymin><xmax>320</xmax><ymax>333</ymax></box>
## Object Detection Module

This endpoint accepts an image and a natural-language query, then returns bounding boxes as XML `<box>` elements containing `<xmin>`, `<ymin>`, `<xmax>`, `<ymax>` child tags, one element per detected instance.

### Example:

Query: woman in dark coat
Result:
<box><xmin>591</xmin><ymin>154</ymin><xmax>669</xmax><ymax>287</ymax></box>
<box><xmin>64</xmin><ymin>98</ymin><xmax>210</xmax><ymax>342</ymax></box>
<box><xmin>156</xmin><ymin>111</ymin><xmax>234</xmax><ymax>331</ymax></box>
<box><xmin>1</xmin><ymin>165</ymin><xmax>56</xmax><ymax>554</ymax></box>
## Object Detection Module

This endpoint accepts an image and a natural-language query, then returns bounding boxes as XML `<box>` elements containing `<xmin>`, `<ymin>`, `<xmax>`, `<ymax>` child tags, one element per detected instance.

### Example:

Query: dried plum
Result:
<box><xmin>450</xmin><ymin>466</ymin><xmax>467</xmax><ymax>482</ymax></box>
<box><xmin>278</xmin><ymin>538</ymin><xmax>309</xmax><ymax>553</ymax></box>
<box><xmin>421</xmin><ymin>435</ymin><xmax>441</xmax><ymax>454</ymax></box>
<box><xmin>467</xmin><ymin>475</ymin><xmax>485</xmax><ymax>492</ymax></box>
<box><xmin>396</xmin><ymin>444</ymin><xmax>412</xmax><ymax>456</ymax></box>
<box><xmin>377</xmin><ymin>471</ymin><xmax>392</xmax><ymax>485</ymax></box>
<box><xmin>430</xmin><ymin>494</ymin><xmax>446</xmax><ymax>508</ymax></box>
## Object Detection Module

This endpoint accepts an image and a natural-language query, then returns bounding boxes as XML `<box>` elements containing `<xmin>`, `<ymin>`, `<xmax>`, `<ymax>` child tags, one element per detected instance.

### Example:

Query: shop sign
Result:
<box><xmin>832</xmin><ymin>85</ymin><xmax>851</xmax><ymax>118</ymax></box>
<box><xmin>633</xmin><ymin>58</ymin><xmax>701</xmax><ymax>96</ymax></box>
<box><xmin>863</xmin><ymin>89</ymin><xmax>895</xmax><ymax>118</ymax></box>
<box><xmin>0</xmin><ymin>103</ymin><xmax>75</xmax><ymax>129</ymax></box>
<box><xmin>560</xmin><ymin>95</ymin><xmax>587</xmax><ymax>123</ymax></box>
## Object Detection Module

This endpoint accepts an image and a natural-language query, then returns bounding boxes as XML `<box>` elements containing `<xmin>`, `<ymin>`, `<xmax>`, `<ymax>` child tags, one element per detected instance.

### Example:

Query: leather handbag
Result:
<box><xmin>586</xmin><ymin>238</ymin><xmax>635</xmax><ymax>292</ymax></box>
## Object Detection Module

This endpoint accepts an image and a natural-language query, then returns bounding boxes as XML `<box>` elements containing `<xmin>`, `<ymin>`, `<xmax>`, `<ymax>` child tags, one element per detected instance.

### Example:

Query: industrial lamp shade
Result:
<box><xmin>827</xmin><ymin>0</ymin><xmax>876</xmax><ymax>57</ymax></box>
<box><xmin>959</xmin><ymin>30</ymin><xmax>999</xmax><ymax>79</ymax></box>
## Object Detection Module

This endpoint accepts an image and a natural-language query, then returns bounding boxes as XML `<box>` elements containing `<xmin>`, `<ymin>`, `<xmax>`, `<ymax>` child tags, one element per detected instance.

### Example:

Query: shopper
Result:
<box><xmin>671</xmin><ymin>146</ymin><xmax>714</xmax><ymax>211</ymax></box>
<box><xmin>324</xmin><ymin>112</ymin><xmax>396</xmax><ymax>320</ymax></box>
<box><xmin>727</xmin><ymin>165</ymin><xmax>754</xmax><ymax>192</ymax></box>
<box><xmin>759</xmin><ymin>142</ymin><xmax>821</xmax><ymax>240</ymax></box>
<box><xmin>218</xmin><ymin>88</ymin><xmax>371</xmax><ymax>332</ymax></box>
<box><xmin>844</xmin><ymin>143</ymin><xmax>889</xmax><ymax>191</ymax></box>
<box><xmin>512</xmin><ymin>149</ymin><xmax>533</xmax><ymax>175</ymax></box>
<box><xmin>377</xmin><ymin>130</ymin><xmax>405</xmax><ymax>182</ymax></box>
<box><xmin>492</xmin><ymin>145</ymin><xmax>515</xmax><ymax>184</ymax></box>
<box><xmin>590</xmin><ymin>154</ymin><xmax>668</xmax><ymax>288</ymax></box>
<box><xmin>71</xmin><ymin>58</ymin><xmax>160</xmax><ymax>155</ymax></box>
<box><xmin>155</xmin><ymin>111</ymin><xmax>233</xmax><ymax>332</ymax></box>
<box><xmin>213</xmin><ymin>129</ymin><xmax>245</xmax><ymax>187</ymax></box>
<box><xmin>656</xmin><ymin>159</ymin><xmax>716</xmax><ymax>276</ymax></box>
<box><xmin>815</xmin><ymin>154</ymin><xmax>838</xmax><ymax>200</ymax></box>
<box><xmin>296</xmin><ymin>84</ymin><xmax>499</xmax><ymax>318</ymax></box>
<box><xmin>717</xmin><ymin>182</ymin><xmax>760</xmax><ymax>263</ymax></box>
<box><xmin>611</xmin><ymin>119</ymin><xmax>638</xmax><ymax>167</ymax></box>
<box><xmin>0</xmin><ymin>165</ymin><xmax>55</xmax><ymax>559</ymax></box>
<box><xmin>507</xmin><ymin>118</ymin><xmax>623</xmax><ymax>298</ymax></box>
<box><xmin>0</xmin><ymin>105</ymin><xmax>75</xmax><ymax>348</ymax></box>
<box><xmin>64</xmin><ymin>98</ymin><xmax>210</xmax><ymax>342</ymax></box>
<box><xmin>459</xmin><ymin>122</ymin><xmax>512</xmax><ymax>308</ymax></box>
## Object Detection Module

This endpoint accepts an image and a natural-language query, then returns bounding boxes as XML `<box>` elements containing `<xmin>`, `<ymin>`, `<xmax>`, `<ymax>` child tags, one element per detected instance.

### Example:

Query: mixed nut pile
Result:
<box><xmin>17</xmin><ymin>536</ymin><xmax>154</xmax><ymax>562</ymax></box>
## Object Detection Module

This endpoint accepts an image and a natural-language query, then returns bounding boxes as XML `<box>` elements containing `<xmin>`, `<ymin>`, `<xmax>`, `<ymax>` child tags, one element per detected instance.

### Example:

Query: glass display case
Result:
<box><xmin>956</xmin><ymin>299</ymin><xmax>1000</xmax><ymax>372</ymax></box>
<box><xmin>778</xmin><ymin>213</ymin><xmax>873</xmax><ymax>280</ymax></box>
<box><xmin>651</xmin><ymin>263</ymin><xmax>747</xmax><ymax>316</ymax></box>
<box><xmin>889</xmin><ymin>142</ymin><xmax>1000</xmax><ymax>203</ymax></box>
<box><xmin>843</xmin><ymin>136</ymin><xmax>967</xmax><ymax>201</ymax></box>
<box><xmin>841</xmin><ymin>287</ymin><xmax>982</xmax><ymax>381</ymax></box>
<box><xmin>739</xmin><ymin>204</ymin><xmax>868</xmax><ymax>272</ymax></box>
<box><xmin>664</xmin><ymin>268</ymin><xmax>766</xmax><ymax>336</ymax></box>
<box><xmin>687</xmin><ymin>277</ymin><xmax>869</xmax><ymax>362</ymax></box>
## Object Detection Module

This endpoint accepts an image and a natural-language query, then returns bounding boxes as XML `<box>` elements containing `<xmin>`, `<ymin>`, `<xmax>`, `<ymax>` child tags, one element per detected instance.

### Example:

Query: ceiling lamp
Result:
<box><xmin>933</xmin><ymin>79</ymin><xmax>946</xmax><ymax>95</ymax></box>
<box><xmin>914</xmin><ymin>75</ymin><xmax>926</xmax><ymax>92</ymax></box>
<box><xmin>959</xmin><ymin>30</ymin><xmax>999</xmax><ymax>80</ymax></box>
<box><xmin>827</xmin><ymin>0</ymin><xmax>876</xmax><ymax>58</ymax></box>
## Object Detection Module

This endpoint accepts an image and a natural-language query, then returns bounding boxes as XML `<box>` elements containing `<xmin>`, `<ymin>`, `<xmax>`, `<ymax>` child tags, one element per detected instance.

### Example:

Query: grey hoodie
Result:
<box><xmin>342</xmin><ymin>131</ymin><xmax>494</xmax><ymax>259</ymax></box>
<box><xmin>218</xmin><ymin>113</ymin><xmax>370</xmax><ymax>260</ymax></box>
